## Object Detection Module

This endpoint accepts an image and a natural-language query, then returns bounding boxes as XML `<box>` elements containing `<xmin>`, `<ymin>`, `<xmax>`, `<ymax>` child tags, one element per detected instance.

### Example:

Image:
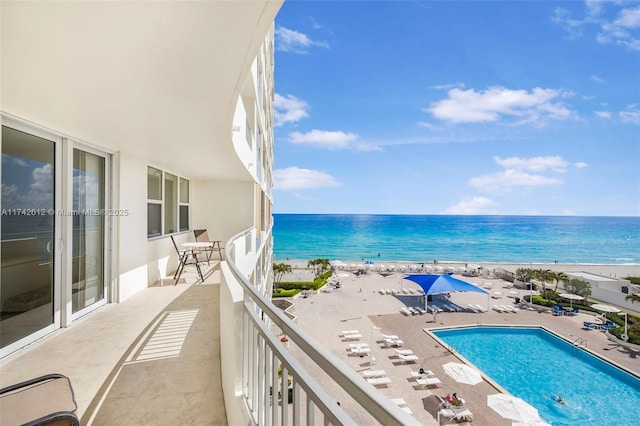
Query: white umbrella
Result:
<box><xmin>560</xmin><ymin>293</ymin><xmax>584</xmax><ymax>308</ymax></box>
<box><xmin>487</xmin><ymin>394</ymin><xmax>540</xmax><ymax>422</ymax></box>
<box><xmin>591</xmin><ymin>303</ymin><xmax>620</xmax><ymax>313</ymax></box>
<box><xmin>443</xmin><ymin>362</ymin><xmax>483</xmax><ymax>385</ymax></box>
<box><xmin>591</xmin><ymin>303</ymin><xmax>620</xmax><ymax>322</ymax></box>
<box><xmin>512</xmin><ymin>421</ymin><xmax>551</xmax><ymax>426</ymax></box>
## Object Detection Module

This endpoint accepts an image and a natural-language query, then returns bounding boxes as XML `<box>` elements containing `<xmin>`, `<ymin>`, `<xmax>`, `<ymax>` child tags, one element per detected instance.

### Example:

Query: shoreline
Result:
<box><xmin>280</xmin><ymin>259</ymin><xmax>640</xmax><ymax>279</ymax></box>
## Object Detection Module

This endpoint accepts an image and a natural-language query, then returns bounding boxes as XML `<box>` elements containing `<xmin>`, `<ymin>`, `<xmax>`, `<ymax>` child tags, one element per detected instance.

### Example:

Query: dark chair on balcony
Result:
<box><xmin>193</xmin><ymin>229</ymin><xmax>224</xmax><ymax>264</ymax></box>
<box><xmin>171</xmin><ymin>235</ymin><xmax>204</xmax><ymax>284</ymax></box>
<box><xmin>0</xmin><ymin>373</ymin><xmax>80</xmax><ymax>426</ymax></box>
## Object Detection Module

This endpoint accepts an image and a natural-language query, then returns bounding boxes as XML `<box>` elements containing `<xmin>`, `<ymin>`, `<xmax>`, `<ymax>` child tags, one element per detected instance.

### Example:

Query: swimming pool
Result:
<box><xmin>433</xmin><ymin>326</ymin><xmax>640</xmax><ymax>426</ymax></box>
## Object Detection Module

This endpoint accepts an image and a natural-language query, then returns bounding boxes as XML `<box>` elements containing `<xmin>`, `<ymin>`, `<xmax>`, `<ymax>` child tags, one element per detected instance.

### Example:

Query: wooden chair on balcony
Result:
<box><xmin>193</xmin><ymin>229</ymin><xmax>224</xmax><ymax>264</ymax></box>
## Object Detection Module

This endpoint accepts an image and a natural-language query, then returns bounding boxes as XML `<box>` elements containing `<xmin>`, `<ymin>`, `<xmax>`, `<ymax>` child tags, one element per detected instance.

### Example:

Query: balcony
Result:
<box><xmin>0</xmin><ymin>227</ymin><xmax>416</xmax><ymax>425</ymax></box>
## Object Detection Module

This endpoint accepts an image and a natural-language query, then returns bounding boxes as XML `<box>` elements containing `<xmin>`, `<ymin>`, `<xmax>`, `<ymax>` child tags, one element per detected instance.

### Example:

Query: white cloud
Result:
<box><xmin>594</xmin><ymin>110</ymin><xmax>612</xmax><ymax>118</ymax></box>
<box><xmin>493</xmin><ymin>155</ymin><xmax>569</xmax><ymax>172</ymax></box>
<box><xmin>275</xmin><ymin>93</ymin><xmax>309</xmax><ymax>127</ymax></box>
<box><xmin>620</xmin><ymin>106</ymin><xmax>640</xmax><ymax>123</ymax></box>
<box><xmin>426</xmin><ymin>86</ymin><xmax>575</xmax><ymax>125</ymax></box>
<box><xmin>442</xmin><ymin>196</ymin><xmax>497</xmax><ymax>215</ymax></box>
<box><xmin>469</xmin><ymin>169</ymin><xmax>564</xmax><ymax>193</ymax></box>
<box><xmin>288</xmin><ymin>129</ymin><xmax>358</xmax><ymax>149</ymax></box>
<box><xmin>615</xmin><ymin>6</ymin><xmax>640</xmax><ymax>28</ymax></box>
<box><xmin>273</xmin><ymin>167</ymin><xmax>341</xmax><ymax>191</ymax></box>
<box><xmin>431</xmin><ymin>82</ymin><xmax>465</xmax><ymax>90</ymax></box>
<box><xmin>590</xmin><ymin>74</ymin><xmax>604</xmax><ymax>83</ymax></box>
<box><xmin>416</xmin><ymin>121</ymin><xmax>442</xmax><ymax>131</ymax></box>
<box><xmin>554</xmin><ymin>3</ymin><xmax>640</xmax><ymax>52</ymax></box>
<box><xmin>275</xmin><ymin>26</ymin><xmax>329</xmax><ymax>54</ymax></box>
<box><xmin>1</xmin><ymin>163</ymin><xmax>53</xmax><ymax>210</ymax></box>
<box><xmin>574</xmin><ymin>162</ymin><xmax>589</xmax><ymax>168</ymax></box>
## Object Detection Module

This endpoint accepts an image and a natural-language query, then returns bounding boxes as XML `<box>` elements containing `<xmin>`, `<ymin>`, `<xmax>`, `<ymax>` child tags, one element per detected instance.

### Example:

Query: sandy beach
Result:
<box><xmin>280</xmin><ymin>261</ymin><xmax>639</xmax><ymax>425</ymax></box>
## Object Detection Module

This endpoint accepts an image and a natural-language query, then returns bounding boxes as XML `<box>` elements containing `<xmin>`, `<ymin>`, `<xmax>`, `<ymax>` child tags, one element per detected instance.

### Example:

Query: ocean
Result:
<box><xmin>272</xmin><ymin>214</ymin><xmax>640</xmax><ymax>264</ymax></box>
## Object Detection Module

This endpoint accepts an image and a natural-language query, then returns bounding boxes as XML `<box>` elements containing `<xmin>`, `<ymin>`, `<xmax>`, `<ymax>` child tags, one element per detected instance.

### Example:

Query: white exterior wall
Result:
<box><xmin>2</xmin><ymin>0</ymin><xmax>281</xmax><ymax>360</ymax></box>
<box><xmin>567</xmin><ymin>272</ymin><xmax>639</xmax><ymax>313</ymax></box>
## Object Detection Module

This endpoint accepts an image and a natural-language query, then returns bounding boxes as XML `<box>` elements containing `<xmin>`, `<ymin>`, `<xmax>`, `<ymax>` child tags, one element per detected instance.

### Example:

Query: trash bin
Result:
<box><xmin>515</xmin><ymin>297</ymin><xmax>520</xmax><ymax>304</ymax></box>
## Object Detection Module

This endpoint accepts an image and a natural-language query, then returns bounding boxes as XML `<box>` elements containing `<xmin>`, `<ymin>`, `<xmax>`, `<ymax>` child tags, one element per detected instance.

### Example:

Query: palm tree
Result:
<box><xmin>308</xmin><ymin>258</ymin><xmax>331</xmax><ymax>277</ymax></box>
<box><xmin>553</xmin><ymin>272</ymin><xmax>569</xmax><ymax>293</ymax></box>
<box><xmin>516</xmin><ymin>268</ymin><xmax>533</xmax><ymax>284</ymax></box>
<box><xmin>625</xmin><ymin>293</ymin><xmax>640</xmax><ymax>304</ymax></box>
<box><xmin>533</xmin><ymin>269</ymin><xmax>554</xmax><ymax>300</ymax></box>
<box><xmin>273</xmin><ymin>263</ymin><xmax>292</xmax><ymax>291</ymax></box>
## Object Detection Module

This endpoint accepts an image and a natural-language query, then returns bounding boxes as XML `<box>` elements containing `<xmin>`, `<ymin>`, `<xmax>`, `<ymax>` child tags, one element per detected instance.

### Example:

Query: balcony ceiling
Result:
<box><xmin>1</xmin><ymin>1</ymin><xmax>281</xmax><ymax>181</ymax></box>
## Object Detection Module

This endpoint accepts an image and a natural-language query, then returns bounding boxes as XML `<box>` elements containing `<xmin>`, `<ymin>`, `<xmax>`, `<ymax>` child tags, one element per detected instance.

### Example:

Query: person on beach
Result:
<box><xmin>433</xmin><ymin>311</ymin><xmax>438</xmax><ymax>323</ymax></box>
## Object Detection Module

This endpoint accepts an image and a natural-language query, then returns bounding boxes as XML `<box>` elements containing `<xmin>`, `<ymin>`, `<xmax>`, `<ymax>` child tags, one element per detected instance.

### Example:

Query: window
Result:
<box><xmin>147</xmin><ymin>166</ymin><xmax>189</xmax><ymax>238</ymax></box>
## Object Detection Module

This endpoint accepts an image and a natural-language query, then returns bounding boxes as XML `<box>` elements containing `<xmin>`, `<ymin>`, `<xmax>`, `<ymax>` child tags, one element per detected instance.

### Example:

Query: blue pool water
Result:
<box><xmin>433</xmin><ymin>327</ymin><xmax>640</xmax><ymax>426</ymax></box>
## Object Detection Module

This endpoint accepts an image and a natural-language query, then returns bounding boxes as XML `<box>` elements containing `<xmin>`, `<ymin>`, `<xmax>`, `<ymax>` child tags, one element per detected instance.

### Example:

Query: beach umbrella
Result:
<box><xmin>512</xmin><ymin>421</ymin><xmax>551</xmax><ymax>426</ymax></box>
<box><xmin>487</xmin><ymin>394</ymin><xmax>540</xmax><ymax>422</ymax></box>
<box><xmin>404</xmin><ymin>274</ymin><xmax>488</xmax><ymax>312</ymax></box>
<box><xmin>591</xmin><ymin>303</ymin><xmax>620</xmax><ymax>320</ymax></box>
<box><xmin>559</xmin><ymin>293</ymin><xmax>584</xmax><ymax>308</ymax></box>
<box><xmin>442</xmin><ymin>362</ymin><xmax>483</xmax><ymax>385</ymax></box>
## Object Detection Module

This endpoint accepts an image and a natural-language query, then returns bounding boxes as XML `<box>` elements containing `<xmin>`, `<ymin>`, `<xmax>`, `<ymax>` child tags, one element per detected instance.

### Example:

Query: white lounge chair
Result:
<box><xmin>362</xmin><ymin>370</ymin><xmax>386</xmax><ymax>378</ymax></box>
<box><xmin>340</xmin><ymin>330</ymin><xmax>359</xmax><ymax>336</ymax></box>
<box><xmin>400</xmin><ymin>307</ymin><xmax>411</xmax><ymax>316</ymax></box>
<box><xmin>473</xmin><ymin>304</ymin><xmax>487</xmax><ymax>312</ymax></box>
<box><xmin>504</xmin><ymin>304</ymin><xmax>518</xmax><ymax>312</ymax></box>
<box><xmin>348</xmin><ymin>343</ymin><xmax>369</xmax><ymax>348</ymax></box>
<box><xmin>467</xmin><ymin>304</ymin><xmax>479</xmax><ymax>313</ymax></box>
<box><xmin>342</xmin><ymin>333</ymin><xmax>362</xmax><ymax>340</ymax></box>
<box><xmin>381</xmin><ymin>333</ymin><xmax>399</xmax><ymax>339</ymax></box>
<box><xmin>393</xmin><ymin>348</ymin><xmax>414</xmax><ymax>356</ymax></box>
<box><xmin>492</xmin><ymin>305</ymin><xmax>505</xmax><ymax>313</ymax></box>
<box><xmin>366</xmin><ymin>377</ymin><xmax>392</xmax><ymax>387</ymax></box>
<box><xmin>397</xmin><ymin>354</ymin><xmax>419</xmax><ymax>363</ymax></box>
<box><xmin>437</xmin><ymin>396</ymin><xmax>473</xmax><ymax>422</ymax></box>
<box><xmin>410</xmin><ymin>370</ymin><xmax>434</xmax><ymax>379</ymax></box>
<box><xmin>415</xmin><ymin>377</ymin><xmax>441</xmax><ymax>388</ymax></box>
<box><xmin>349</xmin><ymin>346</ymin><xmax>371</xmax><ymax>354</ymax></box>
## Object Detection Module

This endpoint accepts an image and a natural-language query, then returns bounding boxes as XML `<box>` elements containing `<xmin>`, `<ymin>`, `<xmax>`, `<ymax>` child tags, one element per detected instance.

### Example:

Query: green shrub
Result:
<box><xmin>272</xmin><ymin>288</ymin><xmax>300</xmax><ymax>298</ymax></box>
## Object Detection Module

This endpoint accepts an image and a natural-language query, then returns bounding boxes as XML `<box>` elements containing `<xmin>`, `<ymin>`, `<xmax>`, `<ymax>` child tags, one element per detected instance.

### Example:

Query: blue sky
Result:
<box><xmin>272</xmin><ymin>1</ymin><xmax>640</xmax><ymax>216</ymax></box>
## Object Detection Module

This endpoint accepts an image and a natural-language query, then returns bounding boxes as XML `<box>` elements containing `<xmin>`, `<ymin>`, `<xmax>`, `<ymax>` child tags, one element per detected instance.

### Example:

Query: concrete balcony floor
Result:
<box><xmin>0</xmin><ymin>264</ymin><xmax>226</xmax><ymax>425</ymax></box>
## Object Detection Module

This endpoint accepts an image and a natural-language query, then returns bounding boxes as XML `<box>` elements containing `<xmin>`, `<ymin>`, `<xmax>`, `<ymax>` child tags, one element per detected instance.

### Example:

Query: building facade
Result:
<box><xmin>1</xmin><ymin>0</ymin><xmax>279</xmax><ymax>359</ymax></box>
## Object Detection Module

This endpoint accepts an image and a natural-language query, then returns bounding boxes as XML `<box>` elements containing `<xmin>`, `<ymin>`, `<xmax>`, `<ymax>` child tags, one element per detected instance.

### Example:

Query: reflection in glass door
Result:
<box><xmin>1</xmin><ymin>126</ymin><xmax>55</xmax><ymax>349</ymax></box>
<box><xmin>72</xmin><ymin>149</ymin><xmax>105</xmax><ymax>314</ymax></box>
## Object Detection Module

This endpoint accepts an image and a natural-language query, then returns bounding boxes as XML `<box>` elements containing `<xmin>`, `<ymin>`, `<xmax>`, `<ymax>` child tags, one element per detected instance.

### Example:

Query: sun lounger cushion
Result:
<box><xmin>0</xmin><ymin>374</ymin><xmax>80</xmax><ymax>426</ymax></box>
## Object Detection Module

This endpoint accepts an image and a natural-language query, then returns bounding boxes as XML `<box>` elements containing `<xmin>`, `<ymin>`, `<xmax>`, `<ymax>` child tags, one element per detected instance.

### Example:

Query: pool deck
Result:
<box><xmin>289</xmin><ymin>271</ymin><xmax>639</xmax><ymax>425</ymax></box>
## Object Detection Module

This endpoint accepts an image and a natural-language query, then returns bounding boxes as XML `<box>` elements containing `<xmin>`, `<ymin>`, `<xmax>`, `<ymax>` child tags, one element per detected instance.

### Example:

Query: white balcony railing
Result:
<box><xmin>221</xmin><ymin>228</ymin><xmax>419</xmax><ymax>426</ymax></box>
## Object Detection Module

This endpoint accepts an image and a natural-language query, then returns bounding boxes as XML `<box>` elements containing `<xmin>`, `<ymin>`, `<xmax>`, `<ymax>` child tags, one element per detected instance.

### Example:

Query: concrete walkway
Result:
<box><xmin>0</xmin><ymin>265</ymin><xmax>226</xmax><ymax>425</ymax></box>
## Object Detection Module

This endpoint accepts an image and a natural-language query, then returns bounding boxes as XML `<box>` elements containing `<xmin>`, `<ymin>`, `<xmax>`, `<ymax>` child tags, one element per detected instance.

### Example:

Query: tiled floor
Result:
<box><xmin>0</xmin><ymin>265</ymin><xmax>226</xmax><ymax>426</ymax></box>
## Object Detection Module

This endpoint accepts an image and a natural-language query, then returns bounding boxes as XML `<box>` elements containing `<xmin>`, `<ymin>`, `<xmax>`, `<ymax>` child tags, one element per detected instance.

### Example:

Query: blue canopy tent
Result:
<box><xmin>403</xmin><ymin>274</ymin><xmax>489</xmax><ymax>312</ymax></box>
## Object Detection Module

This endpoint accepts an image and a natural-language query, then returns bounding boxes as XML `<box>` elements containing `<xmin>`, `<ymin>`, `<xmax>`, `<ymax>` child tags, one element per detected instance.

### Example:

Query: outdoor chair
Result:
<box><xmin>436</xmin><ymin>395</ymin><xmax>473</xmax><ymax>423</ymax></box>
<box><xmin>193</xmin><ymin>229</ymin><xmax>224</xmax><ymax>263</ymax></box>
<box><xmin>171</xmin><ymin>235</ymin><xmax>204</xmax><ymax>284</ymax></box>
<box><xmin>0</xmin><ymin>373</ymin><xmax>80</xmax><ymax>426</ymax></box>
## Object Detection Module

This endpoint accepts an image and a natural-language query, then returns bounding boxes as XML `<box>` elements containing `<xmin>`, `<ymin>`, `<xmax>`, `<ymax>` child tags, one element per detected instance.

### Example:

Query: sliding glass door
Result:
<box><xmin>1</xmin><ymin>125</ymin><xmax>57</xmax><ymax>350</ymax></box>
<box><xmin>1</xmin><ymin>120</ymin><xmax>111</xmax><ymax>356</ymax></box>
<box><xmin>71</xmin><ymin>148</ymin><xmax>106</xmax><ymax>315</ymax></box>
